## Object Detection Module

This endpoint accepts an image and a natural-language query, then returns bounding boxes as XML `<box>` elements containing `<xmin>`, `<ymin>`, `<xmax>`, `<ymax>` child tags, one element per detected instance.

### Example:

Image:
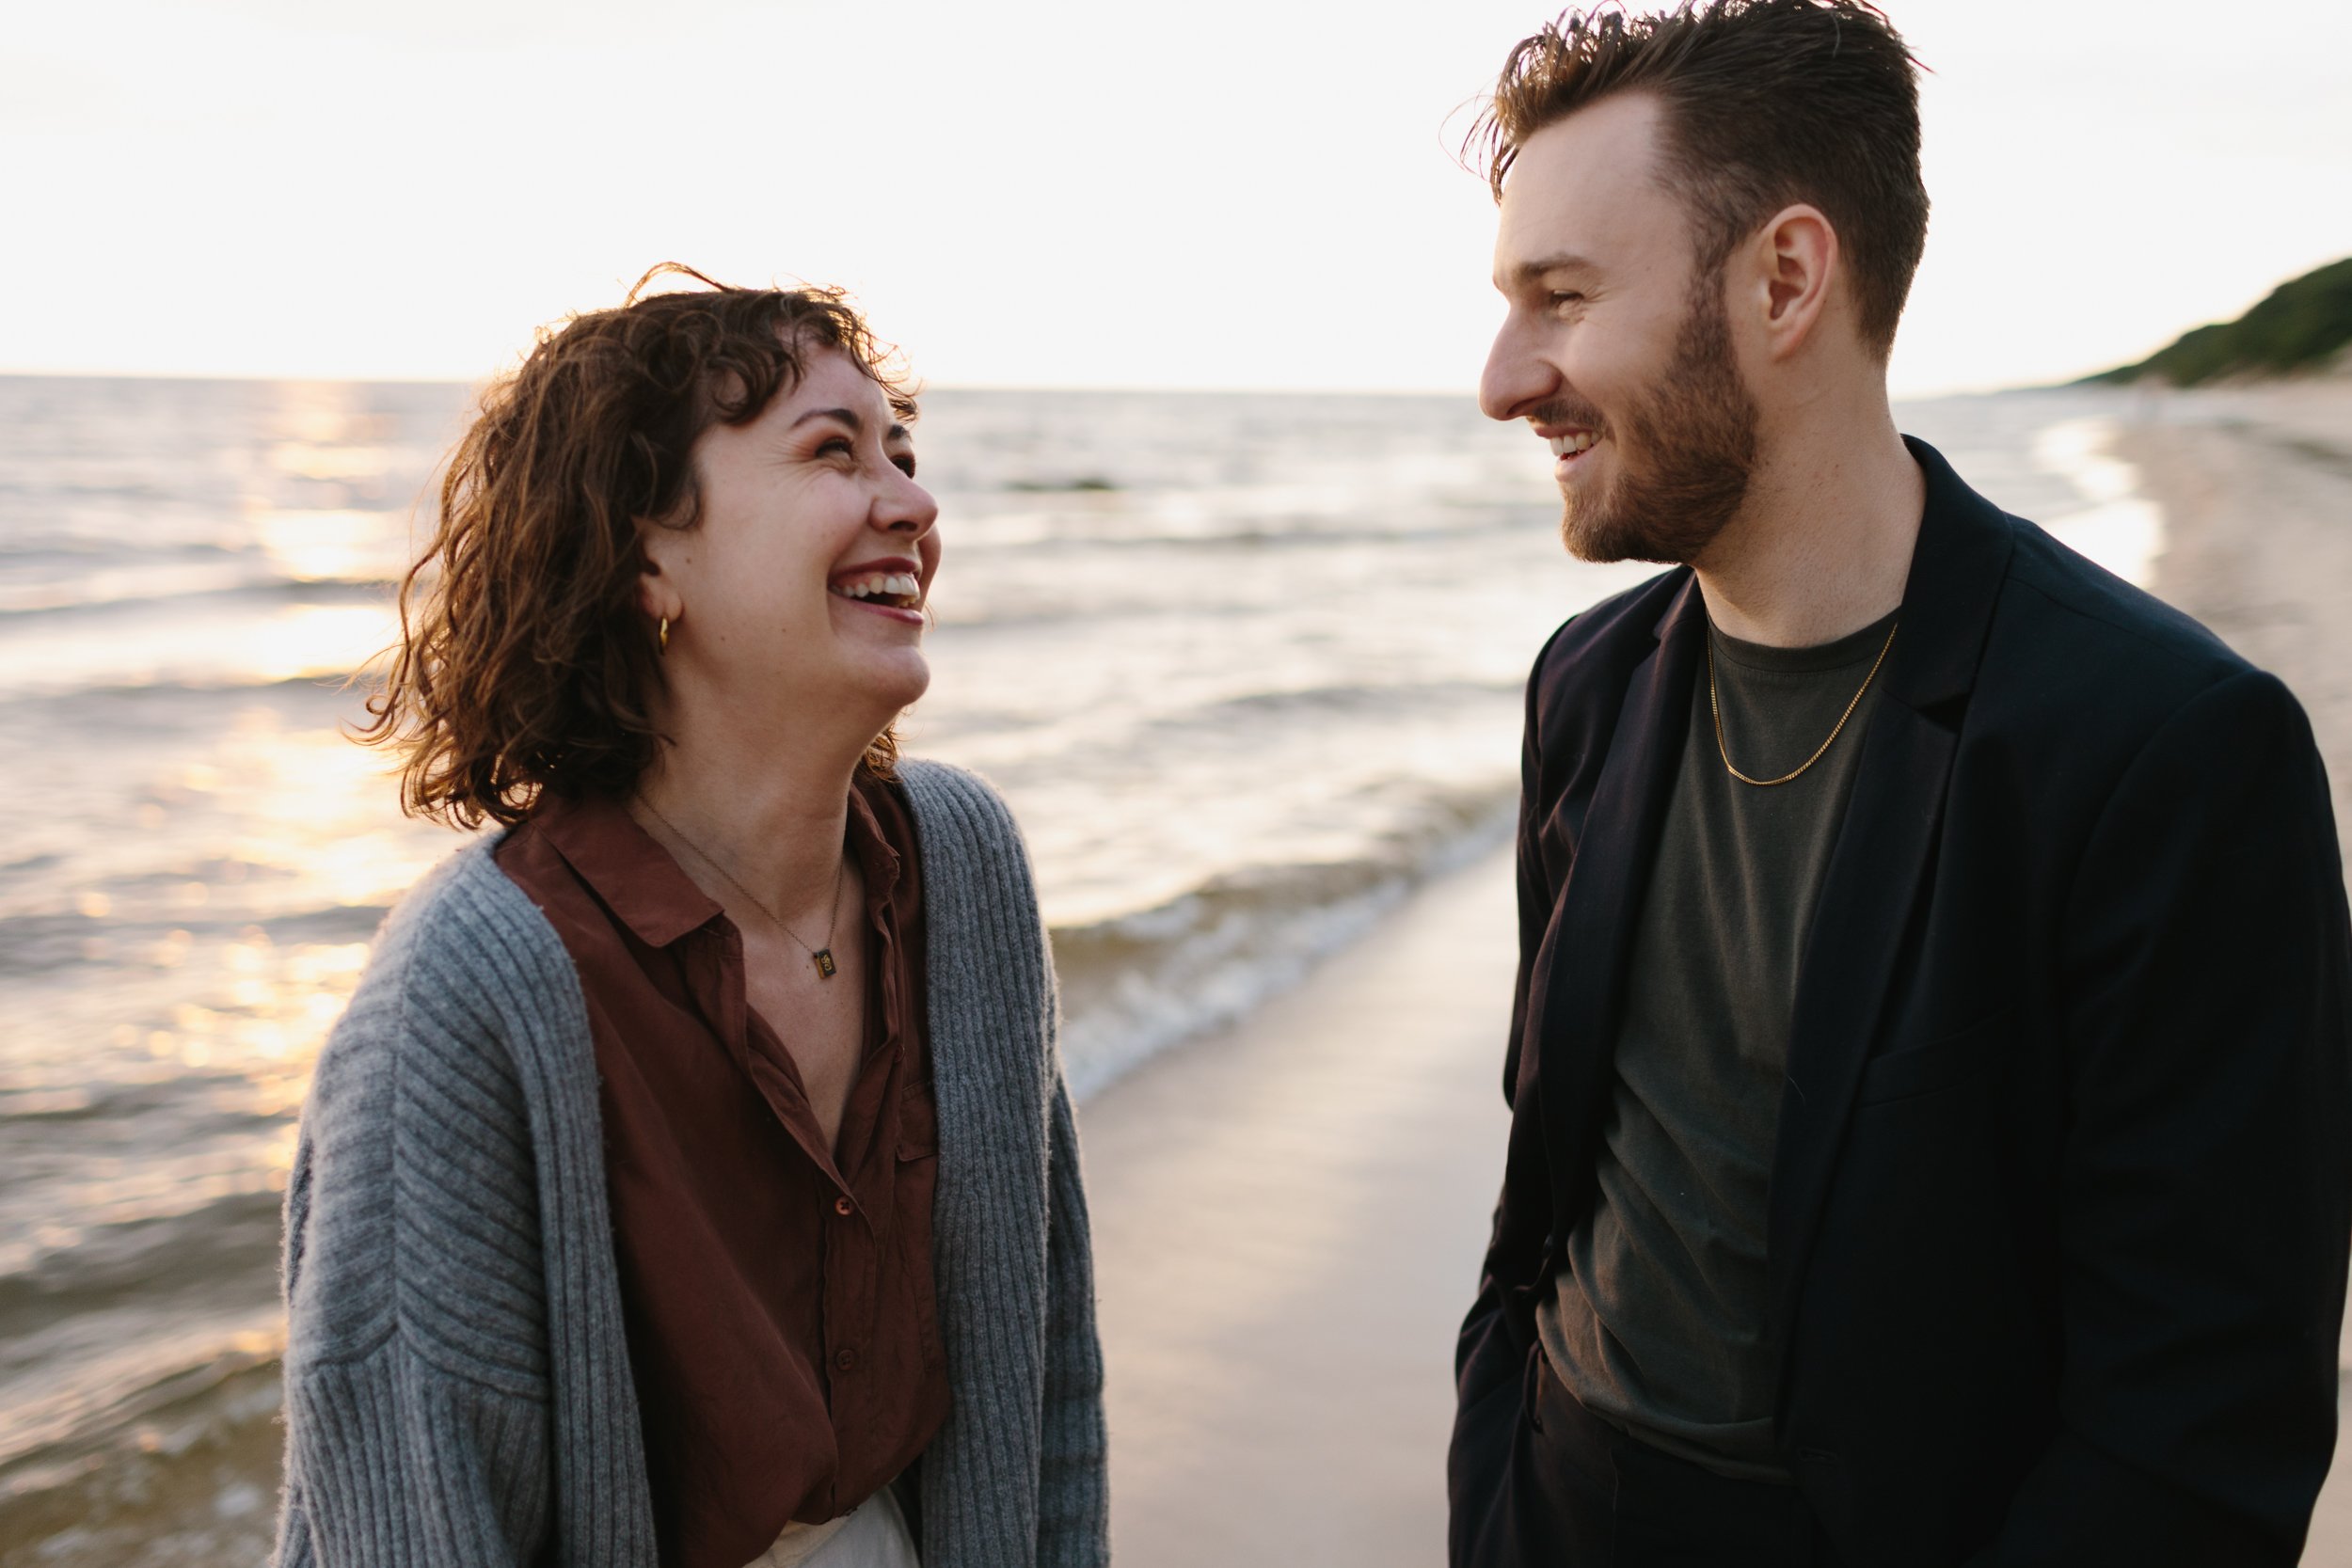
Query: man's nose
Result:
<box><xmin>1479</xmin><ymin>317</ymin><xmax>1559</xmax><ymax>424</ymax></box>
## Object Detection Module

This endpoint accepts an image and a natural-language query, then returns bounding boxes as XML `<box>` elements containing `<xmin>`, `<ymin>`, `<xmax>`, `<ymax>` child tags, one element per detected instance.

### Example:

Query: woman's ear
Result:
<box><xmin>634</xmin><ymin>523</ymin><xmax>687</xmax><ymax>624</ymax></box>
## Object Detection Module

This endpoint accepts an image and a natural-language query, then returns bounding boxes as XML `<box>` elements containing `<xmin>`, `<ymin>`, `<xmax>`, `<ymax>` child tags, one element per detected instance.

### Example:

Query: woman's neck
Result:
<box><xmin>630</xmin><ymin>724</ymin><xmax>866</xmax><ymax>926</ymax></box>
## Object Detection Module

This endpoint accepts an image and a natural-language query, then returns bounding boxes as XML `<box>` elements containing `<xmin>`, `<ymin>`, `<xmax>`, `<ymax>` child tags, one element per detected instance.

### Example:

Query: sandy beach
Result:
<box><xmin>2121</xmin><ymin>380</ymin><xmax>2352</xmax><ymax>865</ymax></box>
<box><xmin>2119</xmin><ymin>379</ymin><xmax>2352</xmax><ymax>1560</ymax></box>
<box><xmin>1082</xmin><ymin>376</ymin><xmax>2352</xmax><ymax>1565</ymax></box>
<box><xmin>1084</xmin><ymin>845</ymin><xmax>1515</xmax><ymax>1566</ymax></box>
<box><xmin>4</xmin><ymin>380</ymin><xmax>2344</xmax><ymax>1567</ymax></box>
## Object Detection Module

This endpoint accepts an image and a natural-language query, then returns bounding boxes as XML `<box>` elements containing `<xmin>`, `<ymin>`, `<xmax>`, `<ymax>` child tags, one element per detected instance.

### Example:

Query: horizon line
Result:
<box><xmin>0</xmin><ymin>366</ymin><xmax>2068</xmax><ymax>403</ymax></box>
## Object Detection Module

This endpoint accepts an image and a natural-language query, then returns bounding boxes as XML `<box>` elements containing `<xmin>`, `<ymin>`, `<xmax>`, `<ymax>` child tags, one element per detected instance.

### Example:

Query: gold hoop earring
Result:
<box><xmin>658</xmin><ymin>615</ymin><xmax>671</xmax><ymax>655</ymax></box>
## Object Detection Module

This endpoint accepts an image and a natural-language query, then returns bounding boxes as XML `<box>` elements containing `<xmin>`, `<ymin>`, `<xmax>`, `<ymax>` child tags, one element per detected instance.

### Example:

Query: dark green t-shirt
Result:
<box><xmin>1535</xmin><ymin>607</ymin><xmax>1899</xmax><ymax>1481</ymax></box>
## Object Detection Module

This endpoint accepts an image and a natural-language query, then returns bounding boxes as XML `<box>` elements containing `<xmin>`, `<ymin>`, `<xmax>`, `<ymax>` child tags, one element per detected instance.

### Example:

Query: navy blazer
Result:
<box><xmin>1448</xmin><ymin>437</ymin><xmax>2352</xmax><ymax>1565</ymax></box>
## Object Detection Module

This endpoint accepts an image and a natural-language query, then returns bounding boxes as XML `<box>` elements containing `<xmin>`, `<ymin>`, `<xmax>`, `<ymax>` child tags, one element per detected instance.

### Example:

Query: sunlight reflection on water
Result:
<box><xmin>2030</xmin><ymin>417</ymin><xmax>2164</xmax><ymax>587</ymax></box>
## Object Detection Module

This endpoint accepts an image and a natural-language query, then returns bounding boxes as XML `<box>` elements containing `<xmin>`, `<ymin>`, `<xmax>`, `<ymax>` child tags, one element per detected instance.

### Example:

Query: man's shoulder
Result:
<box><xmin>1530</xmin><ymin>566</ymin><xmax>1690</xmax><ymax>695</ymax></box>
<box><xmin>1983</xmin><ymin>519</ymin><xmax>2254</xmax><ymax>740</ymax></box>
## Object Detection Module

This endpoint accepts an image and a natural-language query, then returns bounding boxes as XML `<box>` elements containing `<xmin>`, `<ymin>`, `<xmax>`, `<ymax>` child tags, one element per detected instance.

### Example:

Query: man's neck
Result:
<box><xmin>1691</xmin><ymin>396</ymin><xmax>1924</xmax><ymax>649</ymax></box>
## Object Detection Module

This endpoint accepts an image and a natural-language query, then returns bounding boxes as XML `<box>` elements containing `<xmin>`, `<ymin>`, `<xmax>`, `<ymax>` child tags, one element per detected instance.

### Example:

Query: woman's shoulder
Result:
<box><xmin>893</xmin><ymin>761</ymin><xmax>1040</xmax><ymax>900</ymax></box>
<box><xmin>290</xmin><ymin>839</ymin><xmax>583</xmax><ymax>1359</ymax></box>
<box><xmin>320</xmin><ymin>837</ymin><xmax>584</xmax><ymax>1092</ymax></box>
<box><xmin>372</xmin><ymin>836</ymin><xmax>574</xmax><ymax>990</ymax></box>
<box><xmin>892</xmin><ymin>759</ymin><xmax>1053</xmax><ymax>993</ymax></box>
<box><xmin>893</xmin><ymin>759</ymin><xmax>1023</xmax><ymax>851</ymax></box>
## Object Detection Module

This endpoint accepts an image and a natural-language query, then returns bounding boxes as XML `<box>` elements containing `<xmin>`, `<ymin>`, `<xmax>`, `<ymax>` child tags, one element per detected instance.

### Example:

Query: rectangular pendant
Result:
<box><xmin>813</xmin><ymin>949</ymin><xmax>837</xmax><ymax>979</ymax></box>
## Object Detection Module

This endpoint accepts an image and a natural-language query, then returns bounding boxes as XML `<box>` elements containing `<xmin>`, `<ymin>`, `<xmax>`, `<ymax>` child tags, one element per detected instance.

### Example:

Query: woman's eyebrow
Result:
<box><xmin>787</xmin><ymin>408</ymin><xmax>912</xmax><ymax>445</ymax></box>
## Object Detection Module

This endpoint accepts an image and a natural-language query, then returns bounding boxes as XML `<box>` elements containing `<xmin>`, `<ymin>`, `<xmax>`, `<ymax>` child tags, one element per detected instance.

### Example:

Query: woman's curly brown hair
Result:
<box><xmin>358</xmin><ymin>263</ymin><xmax>918</xmax><ymax>829</ymax></box>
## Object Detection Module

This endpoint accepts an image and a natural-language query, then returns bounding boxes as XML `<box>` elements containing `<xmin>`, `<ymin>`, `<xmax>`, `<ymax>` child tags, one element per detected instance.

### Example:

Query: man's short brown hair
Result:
<box><xmin>1474</xmin><ymin>0</ymin><xmax>1929</xmax><ymax>356</ymax></box>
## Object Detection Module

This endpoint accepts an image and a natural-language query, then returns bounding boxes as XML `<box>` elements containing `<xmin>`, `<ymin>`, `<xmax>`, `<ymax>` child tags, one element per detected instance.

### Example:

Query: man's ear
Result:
<box><xmin>1742</xmin><ymin>203</ymin><xmax>1838</xmax><ymax>361</ymax></box>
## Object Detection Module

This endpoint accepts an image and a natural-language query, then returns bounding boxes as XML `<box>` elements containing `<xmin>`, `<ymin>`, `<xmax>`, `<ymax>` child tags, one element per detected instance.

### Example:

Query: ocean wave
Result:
<box><xmin>1161</xmin><ymin>679</ymin><xmax>1522</xmax><ymax>723</ymax></box>
<box><xmin>0</xmin><ymin>1191</ymin><xmax>285</xmax><ymax>1345</ymax></box>
<box><xmin>0</xmin><ymin>576</ymin><xmax>393</xmax><ymax>622</ymax></box>
<box><xmin>1050</xmin><ymin>781</ymin><xmax>1517</xmax><ymax>1099</ymax></box>
<box><xmin>0</xmin><ymin>900</ymin><xmax>382</xmax><ymax>978</ymax></box>
<box><xmin>0</xmin><ymin>673</ymin><xmax>374</xmax><ymax>716</ymax></box>
<box><xmin>932</xmin><ymin>506</ymin><xmax>1550</xmax><ymax>555</ymax></box>
<box><xmin>0</xmin><ymin>1343</ymin><xmax>283</xmax><ymax>1567</ymax></box>
<box><xmin>0</xmin><ymin>662</ymin><xmax>386</xmax><ymax>709</ymax></box>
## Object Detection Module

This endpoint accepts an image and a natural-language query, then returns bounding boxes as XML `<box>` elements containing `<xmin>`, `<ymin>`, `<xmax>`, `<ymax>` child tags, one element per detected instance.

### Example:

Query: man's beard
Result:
<box><xmin>1556</xmin><ymin>274</ymin><xmax>1759</xmax><ymax>566</ymax></box>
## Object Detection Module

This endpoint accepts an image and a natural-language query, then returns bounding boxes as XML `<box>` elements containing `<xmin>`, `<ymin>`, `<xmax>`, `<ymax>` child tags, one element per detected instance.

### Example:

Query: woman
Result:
<box><xmin>271</xmin><ymin>268</ymin><xmax>1106</xmax><ymax>1568</ymax></box>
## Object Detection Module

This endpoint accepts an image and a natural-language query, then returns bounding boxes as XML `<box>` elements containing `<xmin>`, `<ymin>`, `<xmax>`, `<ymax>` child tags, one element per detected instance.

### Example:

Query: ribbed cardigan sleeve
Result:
<box><xmin>272</xmin><ymin>846</ymin><xmax>655</xmax><ymax>1568</ymax></box>
<box><xmin>1037</xmin><ymin>1058</ymin><xmax>1110</xmax><ymax>1565</ymax></box>
<box><xmin>272</xmin><ymin>771</ymin><xmax>1100</xmax><ymax>1568</ymax></box>
<box><xmin>897</xmin><ymin>762</ymin><xmax>1110</xmax><ymax>1568</ymax></box>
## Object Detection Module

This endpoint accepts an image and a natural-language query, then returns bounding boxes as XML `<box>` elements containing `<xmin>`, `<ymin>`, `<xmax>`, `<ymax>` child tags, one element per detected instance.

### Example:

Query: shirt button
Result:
<box><xmin>834</xmin><ymin>1196</ymin><xmax>854</xmax><ymax>1217</ymax></box>
<box><xmin>835</xmin><ymin>1348</ymin><xmax>858</xmax><ymax>1371</ymax></box>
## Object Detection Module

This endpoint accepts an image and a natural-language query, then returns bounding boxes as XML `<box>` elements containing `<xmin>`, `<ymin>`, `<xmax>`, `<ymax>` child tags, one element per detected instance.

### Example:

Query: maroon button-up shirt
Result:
<box><xmin>495</xmin><ymin>774</ymin><xmax>947</xmax><ymax>1568</ymax></box>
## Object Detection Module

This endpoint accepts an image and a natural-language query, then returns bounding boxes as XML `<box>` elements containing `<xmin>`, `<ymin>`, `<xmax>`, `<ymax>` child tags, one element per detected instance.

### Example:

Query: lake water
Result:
<box><xmin>0</xmin><ymin>373</ymin><xmax>2158</xmax><ymax>1562</ymax></box>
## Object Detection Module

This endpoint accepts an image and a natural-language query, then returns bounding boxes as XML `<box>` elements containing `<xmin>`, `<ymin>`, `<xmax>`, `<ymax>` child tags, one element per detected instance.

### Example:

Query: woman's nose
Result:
<box><xmin>878</xmin><ymin>472</ymin><xmax>939</xmax><ymax>537</ymax></box>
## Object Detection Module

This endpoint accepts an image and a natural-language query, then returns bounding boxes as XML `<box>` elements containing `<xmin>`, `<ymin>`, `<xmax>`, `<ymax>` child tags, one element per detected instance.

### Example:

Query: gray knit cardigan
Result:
<box><xmin>271</xmin><ymin>762</ymin><xmax>1108</xmax><ymax>1568</ymax></box>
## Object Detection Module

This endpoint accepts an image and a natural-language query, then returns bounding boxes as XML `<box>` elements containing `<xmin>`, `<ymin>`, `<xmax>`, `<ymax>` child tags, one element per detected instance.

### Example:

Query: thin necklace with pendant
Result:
<box><xmin>636</xmin><ymin>797</ymin><xmax>849</xmax><ymax>979</ymax></box>
<box><xmin>1707</xmin><ymin>619</ymin><xmax>1899</xmax><ymax>787</ymax></box>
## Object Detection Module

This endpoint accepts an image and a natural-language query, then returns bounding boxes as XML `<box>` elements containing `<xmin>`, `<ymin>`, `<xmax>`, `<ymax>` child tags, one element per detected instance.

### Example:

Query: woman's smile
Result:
<box><xmin>829</xmin><ymin>555</ymin><xmax>927</xmax><ymax>625</ymax></box>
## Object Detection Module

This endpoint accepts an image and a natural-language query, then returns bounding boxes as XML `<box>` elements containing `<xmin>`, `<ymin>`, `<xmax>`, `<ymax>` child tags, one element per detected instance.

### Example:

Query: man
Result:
<box><xmin>1447</xmin><ymin>4</ymin><xmax>2352</xmax><ymax>1564</ymax></box>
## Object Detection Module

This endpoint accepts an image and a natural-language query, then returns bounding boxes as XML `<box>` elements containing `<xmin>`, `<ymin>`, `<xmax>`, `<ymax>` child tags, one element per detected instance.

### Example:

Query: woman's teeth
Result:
<box><xmin>833</xmin><ymin>572</ymin><xmax>922</xmax><ymax>610</ymax></box>
<box><xmin>1548</xmin><ymin>431</ymin><xmax>1599</xmax><ymax>457</ymax></box>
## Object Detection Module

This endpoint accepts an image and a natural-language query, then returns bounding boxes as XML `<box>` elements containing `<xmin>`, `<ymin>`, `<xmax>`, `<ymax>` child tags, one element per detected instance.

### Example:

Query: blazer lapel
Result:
<box><xmin>1539</xmin><ymin>577</ymin><xmax>1708</xmax><ymax>1226</ymax></box>
<box><xmin>1766</xmin><ymin>436</ymin><xmax>2017</xmax><ymax>1351</ymax></box>
<box><xmin>1765</xmin><ymin>695</ymin><xmax>1957</xmax><ymax>1345</ymax></box>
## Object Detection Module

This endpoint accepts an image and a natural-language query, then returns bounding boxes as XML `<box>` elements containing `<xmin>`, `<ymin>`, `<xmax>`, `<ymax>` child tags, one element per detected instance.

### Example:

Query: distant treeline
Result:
<box><xmin>2085</xmin><ymin>256</ymin><xmax>2352</xmax><ymax>387</ymax></box>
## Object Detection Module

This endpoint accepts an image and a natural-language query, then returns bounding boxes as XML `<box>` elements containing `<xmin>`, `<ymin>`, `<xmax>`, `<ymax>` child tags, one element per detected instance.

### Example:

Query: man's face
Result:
<box><xmin>1479</xmin><ymin>92</ymin><xmax>1757</xmax><ymax>566</ymax></box>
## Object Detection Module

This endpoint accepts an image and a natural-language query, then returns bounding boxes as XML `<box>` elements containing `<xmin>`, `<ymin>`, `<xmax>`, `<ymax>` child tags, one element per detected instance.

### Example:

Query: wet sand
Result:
<box><xmin>2117</xmin><ymin>379</ymin><xmax>2352</xmax><ymax>1562</ymax></box>
<box><xmin>1082</xmin><ymin>845</ymin><xmax>1516</xmax><ymax>1566</ymax></box>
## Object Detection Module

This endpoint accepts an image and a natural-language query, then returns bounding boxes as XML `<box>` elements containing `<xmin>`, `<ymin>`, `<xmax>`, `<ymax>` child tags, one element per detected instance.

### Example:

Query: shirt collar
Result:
<box><xmin>532</xmin><ymin>778</ymin><xmax>907</xmax><ymax>949</ymax></box>
<box><xmin>845</xmin><ymin>772</ymin><xmax>907</xmax><ymax>926</ymax></box>
<box><xmin>532</xmin><ymin>793</ymin><xmax>723</xmax><ymax>949</ymax></box>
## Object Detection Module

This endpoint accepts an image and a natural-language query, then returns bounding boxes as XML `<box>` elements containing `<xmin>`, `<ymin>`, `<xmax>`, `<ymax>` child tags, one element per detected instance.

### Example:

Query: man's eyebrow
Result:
<box><xmin>1504</xmin><ymin>252</ymin><xmax>1600</xmax><ymax>287</ymax></box>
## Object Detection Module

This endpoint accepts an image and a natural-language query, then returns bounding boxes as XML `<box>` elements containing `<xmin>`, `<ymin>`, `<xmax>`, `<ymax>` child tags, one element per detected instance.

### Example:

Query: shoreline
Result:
<box><xmin>2115</xmin><ymin>379</ymin><xmax>2352</xmax><ymax>859</ymax></box>
<box><xmin>6</xmin><ymin>380</ymin><xmax>2348</xmax><ymax>1563</ymax></box>
<box><xmin>2114</xmin><ymin>380</ymin><xmax>2352</xmax><ymax>1560</ymax></box>
<box><xmin>1080</xmin><ymin>382</ymin><xmax>2352</xmax><ymax>1564</ymax></box>
<box><xmin>1083</xmin><ymin>843</ymin><xmax>1516</xmax><ymax>1565</ymax></box>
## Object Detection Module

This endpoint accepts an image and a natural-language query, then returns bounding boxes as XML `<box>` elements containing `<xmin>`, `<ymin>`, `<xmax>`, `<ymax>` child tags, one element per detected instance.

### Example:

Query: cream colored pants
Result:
<box><xmin>743</xmin><ymin>1485</ymin><xmax>918</xmax><ymax>1568</ymax></box>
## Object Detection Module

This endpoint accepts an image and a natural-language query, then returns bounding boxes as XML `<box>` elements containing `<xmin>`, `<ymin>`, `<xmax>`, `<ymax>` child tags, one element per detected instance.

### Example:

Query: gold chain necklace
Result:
<box><xmin>636</xmin><ymin>797</ymin><xmax>848</xmax><ymax>979</ymax></box>
<box><xmin>1707</xmin><ymin>621</ymin><xmax>1898</xmax><ymax>787</ymax></box>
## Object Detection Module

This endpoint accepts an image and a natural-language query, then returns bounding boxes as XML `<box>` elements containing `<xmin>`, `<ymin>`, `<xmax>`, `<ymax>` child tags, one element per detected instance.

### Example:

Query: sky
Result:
<box><xmin>2</xmin><ymin>0</ymin><xmax>2346</xmax><ymax>398</ymax></box>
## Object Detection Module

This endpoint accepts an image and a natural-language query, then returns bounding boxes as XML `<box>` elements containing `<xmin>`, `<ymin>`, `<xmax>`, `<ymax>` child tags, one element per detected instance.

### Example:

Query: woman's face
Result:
<box><xmin>638</xmin><ymin>346</ymin><xmax>941</xmax><ymax>737</ymax></box>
